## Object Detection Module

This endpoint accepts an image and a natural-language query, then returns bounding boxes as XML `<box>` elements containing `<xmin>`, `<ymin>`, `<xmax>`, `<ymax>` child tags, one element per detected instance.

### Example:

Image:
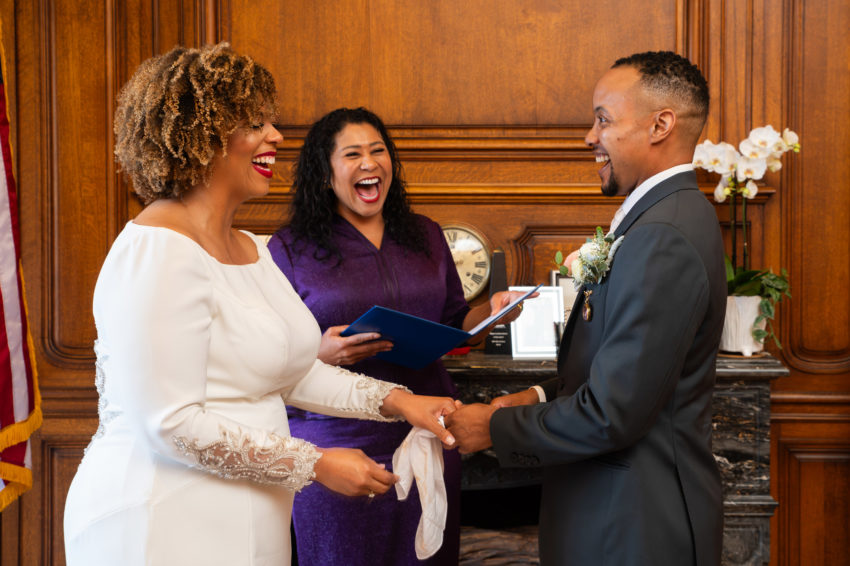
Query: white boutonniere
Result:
<box><xmin>555</xmin><ymin>227</ymin><xmax>625</xmax><ymax>290</ymax></box>
<box><xmin>554</xmin><ymin>227</ymin><xmax>624</xmax><ymax>322</ymax></box>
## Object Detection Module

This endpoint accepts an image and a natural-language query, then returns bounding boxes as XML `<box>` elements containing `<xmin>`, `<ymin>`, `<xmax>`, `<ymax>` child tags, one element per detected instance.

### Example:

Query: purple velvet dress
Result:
<box><xmin>268</xmin><ymin>214</ymin><xmax>468</xmax><ymax>566</ymax></box>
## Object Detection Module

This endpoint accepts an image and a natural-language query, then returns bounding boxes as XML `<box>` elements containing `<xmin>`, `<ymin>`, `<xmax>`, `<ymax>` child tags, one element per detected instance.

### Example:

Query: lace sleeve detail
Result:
<box><xmin>340</xmin><ymin>368</ymin><xmax>412</xmax><ymax>422</ymax></box>
<box><xmin>173</xmin><ymin>427</ymin><xmax>321</xmax><ymax>491</ymax></box>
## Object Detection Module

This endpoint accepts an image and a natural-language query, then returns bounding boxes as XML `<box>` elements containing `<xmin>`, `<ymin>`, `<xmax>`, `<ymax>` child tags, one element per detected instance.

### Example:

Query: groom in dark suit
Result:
<box><xmin>445</xmin><ymin>51</ymin><xmax>726</xmax><ymax>566</ymax></box>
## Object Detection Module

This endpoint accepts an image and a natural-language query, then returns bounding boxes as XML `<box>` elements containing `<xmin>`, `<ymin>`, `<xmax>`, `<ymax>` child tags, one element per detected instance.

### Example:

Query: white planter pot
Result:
<box><xmin>720</xmin><ymin>295</ymin><xmax>766</xmax><ymax>356</ymax></box>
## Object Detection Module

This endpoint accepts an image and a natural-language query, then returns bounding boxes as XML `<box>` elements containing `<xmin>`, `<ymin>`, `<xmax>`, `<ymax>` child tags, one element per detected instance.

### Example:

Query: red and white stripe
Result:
<box><xmin>0</xmin><ymin>73</ymin><xmax>40</xmax><ymax>510</ymax></box>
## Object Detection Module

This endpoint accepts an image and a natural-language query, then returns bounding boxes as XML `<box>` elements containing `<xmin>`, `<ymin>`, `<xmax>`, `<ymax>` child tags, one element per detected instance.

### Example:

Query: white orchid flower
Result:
<box><xmin>739</xmin><ymin>138</ymin><xmax>770</xmax><ymax>159</ymax></box>
<box><xmin>782</xmin><ymin>128</ymin><xmax>800</xmax><ymax>151</ymax></box>
<box><xmin>736</xmin><ymin>156</ymin><xmax>767</xmax><ymax>182</ymax></box>
<box><xmin>692</xmin><ymin>141</ymin><xmax>712</xmax><ymax>170</ymax></box>
<box><xmin>766</xmin><ymin>156</ymin><xmax>783</xmax><ymax>172</ymax></box>
<box><xmin>709</xmin><ymin>142</ymin><xmax>740</xmax><ymax>176</ymax></box>
<box><xmin>742</xmin><ymin>180</ymin><xmax>759</xmax><ymax>199</ymax></box>
<box><xmin>713</xmin><ymin>177</ymin><xmax>729</xmax><ymax>203</ymax></box>
<box><xmin>748</xmin><ymin>125</ymin><xmax>784</xmax><ymax>154</ymax></box>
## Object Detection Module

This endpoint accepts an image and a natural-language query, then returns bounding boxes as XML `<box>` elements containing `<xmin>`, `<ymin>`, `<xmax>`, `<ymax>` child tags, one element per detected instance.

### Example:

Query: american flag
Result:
<box><xmin>0</xmin><ymin>27</ymin><xmax>41</xmax><ymax>511</ymax></box>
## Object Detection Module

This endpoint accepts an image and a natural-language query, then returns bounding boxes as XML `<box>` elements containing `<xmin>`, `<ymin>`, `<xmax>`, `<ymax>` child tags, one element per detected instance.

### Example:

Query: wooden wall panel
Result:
<box><xmin>782</xmin><ymin>0</ymin><xmax>850</xmax><ymax>372</ymax></box>
<box><xmin>47</xmin><ymin>0</ymin><xmax>111</xmax><ymax>363</ymax></box>
<box><xmin>224</xmin><ymin>0</ymin><xmax>680</xmax><ymax>127</ymax></box>
<box><xmin>772</xmin><ymin>416</ymin><xmax>850</xmax><ymax>566</ymax></box>
<box><xmin>1</xmin><ymin>1</ymin><xmax>848</xmax><ymax>565</ymax></box>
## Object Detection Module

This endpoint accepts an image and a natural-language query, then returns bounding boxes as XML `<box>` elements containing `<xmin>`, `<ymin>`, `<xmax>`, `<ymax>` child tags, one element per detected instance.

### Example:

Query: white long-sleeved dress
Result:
<box><xmin>63</xmin><ymin>222</ymin><xmax>402</xmax><ymax>566</ymax></box>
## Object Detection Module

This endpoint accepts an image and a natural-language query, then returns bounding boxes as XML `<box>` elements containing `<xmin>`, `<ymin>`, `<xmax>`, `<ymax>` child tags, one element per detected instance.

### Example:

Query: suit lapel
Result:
<box><xmin>557</xmin><ymin>170</ymin><xmax>700</xmax><ymax>377</ymax></box>
<box><xmin>613</xmin><ymin>170</ymin><xmax>700</xmax><ymax>238</ymax></box>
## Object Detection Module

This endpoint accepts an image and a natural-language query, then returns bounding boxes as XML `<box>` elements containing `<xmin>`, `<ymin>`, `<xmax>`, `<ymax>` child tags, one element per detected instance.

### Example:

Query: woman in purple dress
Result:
<box><xmin>269</xmin><ymin>108</ymin><xmax>527</xmax><ymax>565</ymax></box>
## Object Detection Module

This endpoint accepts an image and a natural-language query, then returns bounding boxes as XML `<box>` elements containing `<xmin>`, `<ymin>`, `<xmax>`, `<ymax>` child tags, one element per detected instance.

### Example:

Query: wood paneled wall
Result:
<box><xmin>1</xmin><ymin>1</ymin><xmax>847</xmax><ymax>565</ymax></box>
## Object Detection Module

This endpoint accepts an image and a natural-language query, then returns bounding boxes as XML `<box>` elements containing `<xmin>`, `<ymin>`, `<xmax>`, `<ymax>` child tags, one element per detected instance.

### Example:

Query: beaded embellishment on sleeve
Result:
<box><xmin>173</xmin><ymin>428</ymin><xmax>321</xmax><ymax>491</ymax></box>
<box><xmin>337</xmin><ymin>368</ymin><xmax>411</xmax><ymax>422</ymax></box>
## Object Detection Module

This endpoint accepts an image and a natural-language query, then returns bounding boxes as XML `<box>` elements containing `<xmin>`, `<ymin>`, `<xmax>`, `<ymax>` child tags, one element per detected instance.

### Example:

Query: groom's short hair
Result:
<box><xmin>613</xmin><ymin>51</ymin><xmax>710</xmax><ymax>144</ymax></box>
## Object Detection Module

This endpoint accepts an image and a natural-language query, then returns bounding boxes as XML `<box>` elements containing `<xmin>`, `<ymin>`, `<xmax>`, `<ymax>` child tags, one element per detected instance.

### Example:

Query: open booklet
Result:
<box><xmin>340</xmin><ymin>284</ymin><xmax>541</xmax><ymax>369</ymax></box>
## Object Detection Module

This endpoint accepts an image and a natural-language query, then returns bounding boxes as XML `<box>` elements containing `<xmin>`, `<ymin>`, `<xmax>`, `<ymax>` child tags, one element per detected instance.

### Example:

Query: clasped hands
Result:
<box><xmin>313</xmin><ymin>387</ymin><xmax>540</xmax><ymax>499</ymax></box>
<box><xmin>443</xmin><ymin>387</ymin><xmax>540</xmax><ymax>454</ymax></box>
<box><xmin>314</xmin><ymin>292</ymin><xmax>540</xmax><ymax>497</ymax></box>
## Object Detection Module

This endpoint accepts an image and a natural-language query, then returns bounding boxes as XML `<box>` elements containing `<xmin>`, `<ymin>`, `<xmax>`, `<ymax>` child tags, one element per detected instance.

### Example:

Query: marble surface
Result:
<box><xmin>446</xmin><ymin>351</ymin><xmax>788</xmax><ymax>566</ymax></box>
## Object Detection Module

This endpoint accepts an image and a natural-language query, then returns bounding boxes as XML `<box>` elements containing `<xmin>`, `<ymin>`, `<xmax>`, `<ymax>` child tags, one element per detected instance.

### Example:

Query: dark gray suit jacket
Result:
<box><xmin>490</xmin><ymin>171</ymin><xmax>726</xmax><ymax>566</ymax></box>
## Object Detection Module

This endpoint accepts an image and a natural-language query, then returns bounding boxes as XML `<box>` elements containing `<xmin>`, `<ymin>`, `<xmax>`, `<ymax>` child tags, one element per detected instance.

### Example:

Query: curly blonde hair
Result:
<box><xmin>114</xmin><ymin>42</ymin><xmax>278</xmax><ymax>203</ymax></box>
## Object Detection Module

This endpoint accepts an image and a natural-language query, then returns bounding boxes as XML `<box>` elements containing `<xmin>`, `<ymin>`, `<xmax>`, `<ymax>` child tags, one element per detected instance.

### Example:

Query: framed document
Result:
<box><xmin>510</xmin><ymin>285</ymin><xmax>564</xmax><ymax>359</ymax></box>
<box><xmin>550</xmin><ymin>270</ymin><xmax>580</xmax><ymax>317</ymax></box>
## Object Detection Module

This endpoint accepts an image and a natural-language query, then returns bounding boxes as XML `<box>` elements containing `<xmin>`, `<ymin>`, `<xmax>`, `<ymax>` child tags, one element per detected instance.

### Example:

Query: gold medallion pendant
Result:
<box><xmin>582</xmin><ymin>290</ymin><xmax>593</xmax><ymax>321</ymax></box>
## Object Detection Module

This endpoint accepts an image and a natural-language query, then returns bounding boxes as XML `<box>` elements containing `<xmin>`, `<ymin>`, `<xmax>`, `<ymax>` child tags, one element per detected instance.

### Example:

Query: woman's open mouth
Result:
<box><xmin>354</xmin><ymin>177</ymin><xmax>381</xmax><ymax>203</ymax></box>
<box><xmin>252</xmin><ymin>152</ymin><xmax>276</xmax><ymax>179</ymax></box>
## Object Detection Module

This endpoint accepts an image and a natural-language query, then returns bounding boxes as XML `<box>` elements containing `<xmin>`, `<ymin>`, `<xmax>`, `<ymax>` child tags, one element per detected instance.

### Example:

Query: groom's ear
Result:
<box><xmin>649</xmin><ymin>108</ymin><xmax>676</xmax><ymax>144</ymax></box>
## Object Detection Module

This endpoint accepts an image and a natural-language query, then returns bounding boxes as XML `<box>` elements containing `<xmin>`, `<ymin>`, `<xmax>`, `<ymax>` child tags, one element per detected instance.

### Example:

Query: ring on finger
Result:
<box><xmin>368</xmin><ymin>491</ymin><xmax>375</xmax><ymax>499</ymax></box>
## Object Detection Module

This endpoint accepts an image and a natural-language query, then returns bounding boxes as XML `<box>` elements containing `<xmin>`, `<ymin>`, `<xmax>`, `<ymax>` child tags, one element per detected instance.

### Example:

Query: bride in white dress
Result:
<box><xmin>63</xmin><ymin>43</ymin><xmax>458</xmax><ymax>566</ymax></box>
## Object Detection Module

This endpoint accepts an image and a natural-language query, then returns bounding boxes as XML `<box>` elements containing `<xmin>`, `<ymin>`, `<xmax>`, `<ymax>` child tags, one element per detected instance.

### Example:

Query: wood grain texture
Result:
<box><xmin>772</xmin><ymin>415</ymin><xmax>850</xmax><ymax>566</ymax></box>
<box><xmin>223</xmin><ymin>0</ymin><xmax>679</xmax><ymax>127</ymax></box>
<box><xmin>780</xmin><ymin>0</ymin><xmax>850</xmax><ymax>373</ymax></box>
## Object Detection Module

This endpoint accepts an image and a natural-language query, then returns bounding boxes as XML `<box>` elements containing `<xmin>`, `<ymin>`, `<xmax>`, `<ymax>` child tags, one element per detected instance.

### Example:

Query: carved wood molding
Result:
<box><xmin>773</xmin><ymin>426</ymin><xmax>850</xmax><ymax>565</ymax></box>
<box><xmin>30</xmin><ymin>417</ymin><xmax>97</xmax><ymax>566</ymax></box>
<box><xmin>512</xmin><ymin>225</ymin><xmax>602</xmax><ymax>286</ymax></box>
<box><xmin>33</xmin><ymin>0</ymin><xmax>115</xmax><ymax>368</ymax></box>
<box><xmin>780</xmin><ymin>0</ymin><xmax>850</xmax><ymax>374</ymax></box>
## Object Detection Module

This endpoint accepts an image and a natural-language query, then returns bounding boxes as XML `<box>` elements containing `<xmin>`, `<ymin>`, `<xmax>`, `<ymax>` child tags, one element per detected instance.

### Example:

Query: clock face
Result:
<box><xmin>442</xmin><ymin>225</ymin><xmax>491</xmax><ymax>300</ymax></box>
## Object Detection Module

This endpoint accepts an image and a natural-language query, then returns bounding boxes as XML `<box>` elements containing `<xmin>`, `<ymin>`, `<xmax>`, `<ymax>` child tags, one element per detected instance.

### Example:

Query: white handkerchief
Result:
<box><xmin>392</xmin><ymin>426</ymin><xmax>447</xmax><ymax>560</ymax></box>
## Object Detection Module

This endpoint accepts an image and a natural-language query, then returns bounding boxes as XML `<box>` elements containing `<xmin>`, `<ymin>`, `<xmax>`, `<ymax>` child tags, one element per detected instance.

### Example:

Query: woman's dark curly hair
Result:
<box><xmin>287</xmin><ymin>107</ymin><xmax>428</xmax><ymax>262</ymax></box>
<box><xmin>114</xmin><ymin>42</ymin><xmax>278</xmax><ymax>203</ymax></box>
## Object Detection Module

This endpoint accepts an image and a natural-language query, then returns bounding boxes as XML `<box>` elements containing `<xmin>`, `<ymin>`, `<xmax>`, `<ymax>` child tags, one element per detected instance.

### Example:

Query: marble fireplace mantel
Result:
<box><xmin>443</xmin><ymin>351</ymin><xmax>789</xmax><ymax>566</ymax></box>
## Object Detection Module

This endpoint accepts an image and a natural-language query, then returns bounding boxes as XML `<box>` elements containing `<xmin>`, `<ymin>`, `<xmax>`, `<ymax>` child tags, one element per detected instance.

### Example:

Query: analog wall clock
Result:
<box><xmin>441</xmin><ymin>224</ymin><xmax>491</xmax><ymax>301</ymax></box>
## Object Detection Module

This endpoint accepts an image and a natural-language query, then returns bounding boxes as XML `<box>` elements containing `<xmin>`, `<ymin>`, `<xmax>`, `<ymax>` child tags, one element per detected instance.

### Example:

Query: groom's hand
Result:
<box><xmin>444</xmin><ymin>403</ymin><xmax>498</xmax><ymax>454</ymax></box>
<box><xmin>490</xmin><ymin>388</ymin><xmax>540</xmax><ymax>409</ymax></box>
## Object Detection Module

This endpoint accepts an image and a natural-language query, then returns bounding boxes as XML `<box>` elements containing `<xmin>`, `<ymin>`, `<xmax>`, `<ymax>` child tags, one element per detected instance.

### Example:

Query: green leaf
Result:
<box><xmin>555</xmin><ymin>251</ymin><xmax>563</xmax><ymax>264</ymax></box>
<box><xmin>732</xmin><ymin>269</ymin><xmax>764</xmax><ymax>284</ymax></box>
<box><xmin>724</xmin><ymin>256</ymin><xmax>735</xmax><ymax>283</ymax></box>
<box><xmin>762</xmin><ymin>275</ymin><xmax>788</xmax><ymax>291</ymax></box>
<box><xmin>759</xmin><ymin>299</ymin><xmax>775</xmax><ymax>318</ymax></box>
<box><xmin>733</xmin><ymin>280</ymin><xmax>763</xmax><ymax>296</ymax></box>
<box><xmin>752</xmin><ymin>328</ymin><xmax>768</xmax><ymax>342</ymax></box>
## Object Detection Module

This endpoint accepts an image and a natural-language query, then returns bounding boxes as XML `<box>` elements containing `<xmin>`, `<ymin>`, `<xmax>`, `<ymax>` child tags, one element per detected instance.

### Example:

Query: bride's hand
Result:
<box><xmin>380</xmin><ymin>389</ymin><xmax>459</xmax><ymax>448</ymax></box>
<box><xmin>312</xmin><ymin>447</ymin><xmax>397</xmax><ymax>497</ymax></box>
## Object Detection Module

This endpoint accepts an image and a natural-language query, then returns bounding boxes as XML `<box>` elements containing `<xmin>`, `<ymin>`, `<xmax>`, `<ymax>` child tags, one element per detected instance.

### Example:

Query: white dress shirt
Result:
<box><xmin>609</xmin><ymin>163</ymin><xmax>694</xmax><ymax>234</ymax></box>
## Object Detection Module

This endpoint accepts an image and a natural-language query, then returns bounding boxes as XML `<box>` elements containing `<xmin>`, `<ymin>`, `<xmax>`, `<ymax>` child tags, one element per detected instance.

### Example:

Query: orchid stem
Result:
<box><xmin>741</xmin><ymin>194</ymin><xmax>748</xmax><ymax>271</ymax></box>
<box><xmin>730</xmin><ymin>189</ymin><xmax>737</xmax><ymax>272</ymax></box>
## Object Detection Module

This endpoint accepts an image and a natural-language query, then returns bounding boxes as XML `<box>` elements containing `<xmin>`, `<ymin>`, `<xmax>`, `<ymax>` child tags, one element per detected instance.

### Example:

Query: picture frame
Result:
<box><xmin>510</xmin><ymin>285</ymin><xmax>565</xmax><ymax>359</ymax></box>
<box><xmin>550</xmin><ymin>270</ymin><xmax>580</xmax><ymax>317</ymax></box>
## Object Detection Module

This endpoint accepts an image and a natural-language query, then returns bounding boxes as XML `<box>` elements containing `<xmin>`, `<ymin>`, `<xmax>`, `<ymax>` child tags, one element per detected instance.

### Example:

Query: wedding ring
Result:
<box><xmin>518</xmin><ymin>303</ymin><xmax>523</xmax><ymax>311</ymax></box>
<box><xmin>368</xmin><ymin>491</ymin><xmax>375</xmax><ymax>499</ymax></box>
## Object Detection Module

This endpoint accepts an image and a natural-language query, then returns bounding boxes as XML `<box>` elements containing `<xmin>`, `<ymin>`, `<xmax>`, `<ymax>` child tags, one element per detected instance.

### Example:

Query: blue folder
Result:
<box><xmin>340</xmin><ymin>284</ymin><xmax>541</xmax><ymax>369</ymax></box>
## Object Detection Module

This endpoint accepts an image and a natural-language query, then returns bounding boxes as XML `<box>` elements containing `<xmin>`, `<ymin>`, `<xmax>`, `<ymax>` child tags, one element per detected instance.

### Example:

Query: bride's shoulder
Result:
<box><xmin>132</xmin><ymin>200</ymin><xmax>196</xmax><ymax>239</ymax></box>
